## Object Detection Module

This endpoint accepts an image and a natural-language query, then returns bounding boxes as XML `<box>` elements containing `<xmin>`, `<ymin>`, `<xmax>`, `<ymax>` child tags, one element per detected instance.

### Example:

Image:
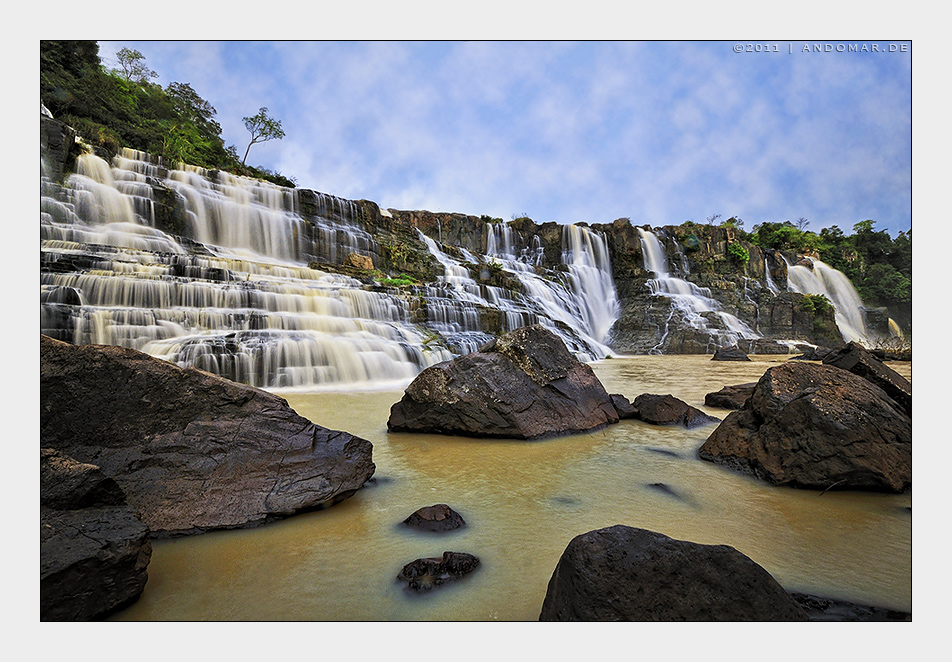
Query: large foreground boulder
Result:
<box><xmin>698</xmin><ymin>361</ymin><xmax>911</xmax><ymax>492</ymax></box>
<box><xmin>40</xmin><ymin>448</ymin><xmax>151</xmax><ymax>621</ymax></box>
<box><xmin>539</xmin><ymin>525</ymin><xmax>807</xmax><ymax>621</ymax></box>
<box><xmin>40</xmin><ymin>335</ymin><xmax>376</xmax><ymax>535</ymax></box>
<box><xmin>387</xmin><ymin>325</ymin><xmax>618</xmax><ymax>439</ymax></box>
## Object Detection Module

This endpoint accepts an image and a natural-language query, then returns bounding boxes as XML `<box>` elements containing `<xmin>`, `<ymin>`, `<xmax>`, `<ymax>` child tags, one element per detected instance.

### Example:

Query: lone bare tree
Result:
<box><xmin>115</xmin><ymin>47</ymin><xmax>157</xmax><ymax>83</ymax></box>
<box><xmin>241</xmin><ymin>107</ymin><xmax>285</xmax><ymax>166</ymax></box>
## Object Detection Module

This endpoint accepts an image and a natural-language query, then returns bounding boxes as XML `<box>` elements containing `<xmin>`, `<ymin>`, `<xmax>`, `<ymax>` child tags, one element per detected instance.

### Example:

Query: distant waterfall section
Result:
<box><xmin>41</xmin><ymin>147</ymin><xmax>620</xmax><ymax>389</ymax></box>
<box><xmin>417</xmin><ymin>221</ymin><xmax>619</xmax><ymax>361</ymax></box>
<box><xmin>784</xmin><ymin>256</ymin><xmax>871</xmax><ymax>344</ymax></box>
<box><xmin>637</xmin><ymin>228</ymin><xmax>760</xmax><ymax>353</ymax></box>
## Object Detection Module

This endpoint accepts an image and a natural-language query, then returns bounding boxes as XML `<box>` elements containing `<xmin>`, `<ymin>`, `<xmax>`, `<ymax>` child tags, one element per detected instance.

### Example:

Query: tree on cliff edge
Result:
<box><xmin>241</xmin><ymin>107</ymin><xmax>285</xmax><ymax>165</ymax></box>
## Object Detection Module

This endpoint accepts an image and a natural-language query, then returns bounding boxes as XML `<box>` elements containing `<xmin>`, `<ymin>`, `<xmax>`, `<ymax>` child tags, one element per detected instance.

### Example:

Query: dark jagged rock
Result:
<box><xmin>609</xmin><ymin>393</ymin><xmax>639</xmax><ymax>419</ymax></box>
<box><xmin>403</xmin><ymin>504</ymin><xmax>466</xmax><ymax>532</ymax></box>
<box><xmin>397</xmin><ymin>551</ymin><xmax>480</xmax><ymax>592</ymax></box>
<box><xmin>711</xmin><ymin>345</ymin><xmax>750</xmax><ymax>361</ymax></box>
<box><xmin>387</xmin><ymin>325</ymin><xmax>618</xmax><ymax>440</ymax></box>
<box><xmin>704</xmin><ymin>383</ymin><xmax>757</xmax><ymax>410</ymax></box>
<box><xmin>40</xmin><ymin>335</ymin><xmax>376</xmax><ymax>535</ymax></box>
<box><xmin>539</xmin><ymin>525</ymin><xmax>808</xmax><ymax>621</ymax></box>
<box><xmin>630</xmin><ymin>393</ymin><xmax>720</xmax><ymax>428</ymax></box>
<box><xmin>822</xmin><ymin>341</ymin><xmax>912</xmax><ymax>416</ymax></box>
<box><xmin>40</xmin><ymin>448</ymin><xmax>151</xmax><ymax>621</ymax></box>
<box><xmin>699</xmin><ymin>361</ymin><xmax>911</xmax><ymax>492</ymax></box>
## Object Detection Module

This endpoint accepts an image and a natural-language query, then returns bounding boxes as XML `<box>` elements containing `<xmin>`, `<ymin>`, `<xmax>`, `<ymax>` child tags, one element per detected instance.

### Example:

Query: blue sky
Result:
<box><xmin>96</xmin><ymin>40</ymin><xmax>911</xmax><ymax>236</ymax></box>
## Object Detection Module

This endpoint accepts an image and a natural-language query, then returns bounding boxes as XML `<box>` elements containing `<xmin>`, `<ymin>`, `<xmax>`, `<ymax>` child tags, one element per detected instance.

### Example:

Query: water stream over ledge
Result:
<box><xmin>110</xmin><ymin>355</ymin><xmax>912</xmax><ymax>621</ymax></box>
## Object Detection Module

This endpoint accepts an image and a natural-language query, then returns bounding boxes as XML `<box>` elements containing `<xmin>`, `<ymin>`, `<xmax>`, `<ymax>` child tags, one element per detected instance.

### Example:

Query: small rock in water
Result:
<box><xmin>403</xmin><ymin>504</ymin><xmax>466</xmax><ymax>532</ymax></box>
<box><xmin>711</xmin><ymin>345</ymin><xmax>751</xmax><ymax>361</ymax></box>
<box><xmin>609</xmin><ymin>393</ymin><xmax>638</xmax><ymax>419</ymax></box>
<box><xmin>632</xmin><ymin>393</ymin><xmax>720</xmax><ymax>428</ymax></box>
<box><xmin>397</xmin><ymin>551</ymin><xmax>480</xmax><ymax>592</ymax></box>
<box><xmin>704</xmin><ymin>383</ymin><xmax>757</xmax><ymax>410</ymax></box>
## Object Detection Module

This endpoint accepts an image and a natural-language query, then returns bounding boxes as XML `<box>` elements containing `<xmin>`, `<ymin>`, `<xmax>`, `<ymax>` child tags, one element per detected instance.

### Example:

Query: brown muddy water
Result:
<box><xmin>111</xmin><ymin>355</ymin><xmax>912</xmax><ymax>621</ymax></box>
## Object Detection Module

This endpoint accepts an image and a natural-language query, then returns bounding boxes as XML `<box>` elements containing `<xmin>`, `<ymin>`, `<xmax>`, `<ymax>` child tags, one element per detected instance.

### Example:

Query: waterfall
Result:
<box><xmin>764</xmin><ymin>258</ymin><xmax>781</xmax><ymax>294</ymax></box>
<box><xmin>41</xmin><ymin>148</ymin><xmax>452</xmax><ymax>389</ymax></box>
<box><xmin>417</xmin><ymin>223</ymin><xmax>619</xmax><ymax>361</ymax></box>
<box><xmin>784</xmin><ymin>256</ymin><xmax>871</xmax><ymax>344</ymax></box>
<box><xmin>637</xmin><ymin>228</ymin><xmax>760</xmax><ymax>352</ymax></box>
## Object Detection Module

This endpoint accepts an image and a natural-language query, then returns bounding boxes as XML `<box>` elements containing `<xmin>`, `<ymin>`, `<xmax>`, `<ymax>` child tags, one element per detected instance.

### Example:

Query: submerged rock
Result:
<box><xmin>539</xmin><ymin>525</ymin><xmax>807</xmax><ymax>621</ymax></box>
<box><xmin>387</xmin><ymin>325</ymin><xmax>618</xmax><ymax>440</ymax></box>
<box><xmin>704</xmin><ymin>382</ymin><xmax>757</xmax><ymax>410</ymax></box>
<box><xmin>790</xmin><ymin>593</ymin><xmax>911</xmax><ymax>622</ymax></box>
<box><xmin>698</xmin><ymin>361</ymin><xmax>911</xmax><ymax>492</ymax></box>
<box><xmin>40</xmin><ymin>335</ymin><xmax>376</xmax><ymax>535</ymax></box>
<box><xmin>630</xmin><ymin>393</ymin><xmax>720</xmax><ymax>428</ymax></box>
<box><xmin>403</xmin><ymin>504</ymin><xmax>466</xmax><ymax>532</ymax></box>
<box><xmin>40</xmin><ymin>448</ymin><xmax>151</xmax><ymax>621</ymax></box>
<box><xmin>397</xmin><ymin>551</ymin><xmax>480</xmax><ymax>592</ymax></box>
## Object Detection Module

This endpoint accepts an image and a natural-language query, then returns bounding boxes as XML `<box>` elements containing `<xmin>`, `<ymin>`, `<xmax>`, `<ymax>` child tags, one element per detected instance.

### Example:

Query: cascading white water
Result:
<box><xmin>784</xmin><ymin>256</ymin><xmax>871</xmax><ymax>344</ymax></box>
<box><xmin>637</xmin><ymin>228</ymin><xmax>760</xmax><ymax>352</ymax></box>
<box><xmin>41</xmin><ymin>148</ymin><xmax>452</xmax><ymax>389</ymax></box>
<box><xmin>561</xmin><ymin>224</ymin><xmax>620</xmax><ymax>345</ymax></box>
<box><xmin>416</xmin><ymin>223</ymin><xmax>620</xmax><ymax>361</ymax></box>
<box><xmin>764</xmin><ymin>258</ymin><xmax>781</xmax><ymax>294</ymax></box>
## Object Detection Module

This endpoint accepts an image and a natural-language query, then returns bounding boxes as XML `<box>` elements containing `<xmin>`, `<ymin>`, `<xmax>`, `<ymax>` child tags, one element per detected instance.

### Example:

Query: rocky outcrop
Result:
<box><xmin>698</xmin><ymin>361</ymin><xmax>911</xmax><ymax>492</ymax></box>
<box><xmin>629</xmin><ymin>394</ymin><xmax>720</xmax><ymax>428</ymax></box>
<box><xmin>539</xmin><ymin>525</ymin><xmax>807</xmax><ymax>621</ymax></box>
<box><xmin>41</xmin><ymin>112</ymin><xmax>79</xmax><ymax>183</ymax></box>
<box><xmin>40</xmin><ymin>448</ymin><xmax>151</xmax><ymax>621</ymax></box>
<box><xmin>397</xmin><ymin>551</ymin><xmax>481</xmax><ymax>592</ymax></box>
<box><xmin>40</xmin><ymin>335</ymin><xmax>376</xmax><ymax>535</ymax></box>
<box><xmin>387</xmin><ymin>325</ymin><xmax>619</xmax><ymax>439</ymax></box>
<box><xmin>704</xmin><ymin>383</ymin><xmax>757</xmax><ymax>410</ymax></box>
<box><xmin>712</xmin><ymin>345</ymin><xmax>750</xmax><ymax>361</ymax></box>
<box><xmin>822</xmin><ymin>341</ymin><xmax>912</xmax><ymax>416</ymax></box>
<box><xmin>403</xmin><ymin>504</ymin><xmax>466</xmax><ymax>532</ymax></box>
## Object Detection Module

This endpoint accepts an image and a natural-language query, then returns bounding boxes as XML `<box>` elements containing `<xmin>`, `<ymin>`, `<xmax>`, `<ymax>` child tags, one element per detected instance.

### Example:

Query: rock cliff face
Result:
<box><xmin>40</xmin><ymin>335</ymin><xmax>376</xmax><ymax>535</ymax></box>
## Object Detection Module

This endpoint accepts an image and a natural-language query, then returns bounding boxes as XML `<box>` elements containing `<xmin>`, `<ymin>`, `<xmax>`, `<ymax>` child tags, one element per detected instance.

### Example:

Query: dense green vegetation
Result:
<box><xmin>744</xmin><ymin>219</ymin><xmax>911</xmax><ymax>320</ymax></box>
<box><xmin>40</xmin><ymin>40</ymin><xmax>294</xmax><ymax>187</ymax></box>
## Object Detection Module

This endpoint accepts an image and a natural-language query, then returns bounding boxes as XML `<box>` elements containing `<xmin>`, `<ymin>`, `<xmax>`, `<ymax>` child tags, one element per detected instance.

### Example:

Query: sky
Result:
<box><xmin>95</xmin><ymin>40</ymin><xmax>911</xmax><ymax>236</ymax></box>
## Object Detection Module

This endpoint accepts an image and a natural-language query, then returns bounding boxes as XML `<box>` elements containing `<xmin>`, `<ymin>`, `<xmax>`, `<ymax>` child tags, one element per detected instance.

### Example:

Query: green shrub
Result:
<box><xmin>727</xmin><ymin>242</ymin><xmax>749</xmax><ymax>265</ymax></box>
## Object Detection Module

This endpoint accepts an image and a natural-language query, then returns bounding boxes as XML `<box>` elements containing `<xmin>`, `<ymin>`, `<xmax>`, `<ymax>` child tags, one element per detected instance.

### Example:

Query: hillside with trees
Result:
<box><xmin>40</xmin><ymin>40</ymin><xmax>293</xmax><ymax>187</ymax></box>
